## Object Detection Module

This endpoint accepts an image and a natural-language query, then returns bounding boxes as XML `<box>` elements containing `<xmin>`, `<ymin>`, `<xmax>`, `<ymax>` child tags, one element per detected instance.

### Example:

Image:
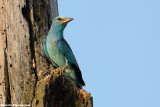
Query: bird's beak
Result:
<box><xmin>63</xmin><ymin>18</ymin><xmax>74</xmax><ymax>23</ymax></box>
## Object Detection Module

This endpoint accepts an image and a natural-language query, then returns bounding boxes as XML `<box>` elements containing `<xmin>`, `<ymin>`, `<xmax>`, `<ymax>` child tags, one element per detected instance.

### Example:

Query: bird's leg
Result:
<box><xmin>60</xmin><ymin>65</ymin><xmax>68</xmax><ymax>75</ymax></box>
<box><xmin>63</xmin><ymin>65</ymin><xmax>68</xmax><ymax>71</ymax></box>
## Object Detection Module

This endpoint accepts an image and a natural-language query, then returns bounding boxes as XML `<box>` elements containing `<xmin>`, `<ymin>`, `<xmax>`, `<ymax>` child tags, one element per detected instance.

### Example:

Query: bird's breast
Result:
<box><xmin>46</xmin><ymin>38</ymin><xmax>66</xmax><ymax>67</ymax></box>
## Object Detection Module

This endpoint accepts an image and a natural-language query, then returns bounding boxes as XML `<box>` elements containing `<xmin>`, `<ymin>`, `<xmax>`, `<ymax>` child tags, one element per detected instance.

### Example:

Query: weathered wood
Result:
<box><xmin>31</xmin><ymin>69</ymin><xmax>92</xmax><ymax>107</ymax></box>
<box><xmin>0</xmin><ymin>0</ymin><xmax>92</xmax><ymax>106</ymax></box>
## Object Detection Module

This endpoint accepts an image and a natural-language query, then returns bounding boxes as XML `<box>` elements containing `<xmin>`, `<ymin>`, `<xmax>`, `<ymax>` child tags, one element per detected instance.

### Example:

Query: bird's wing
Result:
<box><xmin>57</xmin><ymin>38</ymin><xmax>85</xmax><ymax>86</ymax></box>
<box><xmin>43</xmin><ymin>37</ymin><xmax>50</xmax><ymax>58</ymax></box>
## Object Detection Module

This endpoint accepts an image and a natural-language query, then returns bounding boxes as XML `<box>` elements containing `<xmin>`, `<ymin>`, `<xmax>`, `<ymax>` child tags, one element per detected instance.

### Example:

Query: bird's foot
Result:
<box><xmin>50</xmin><ymin>65</ymin><xmax>68</xmax><ymax>75</ymax></box>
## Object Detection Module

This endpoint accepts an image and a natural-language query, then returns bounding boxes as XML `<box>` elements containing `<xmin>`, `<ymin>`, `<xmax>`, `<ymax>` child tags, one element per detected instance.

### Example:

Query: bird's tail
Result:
<box><xmin>75</xmin><ymin>78</ymin><xmax>82</xmax><ymax>89</ymax></box>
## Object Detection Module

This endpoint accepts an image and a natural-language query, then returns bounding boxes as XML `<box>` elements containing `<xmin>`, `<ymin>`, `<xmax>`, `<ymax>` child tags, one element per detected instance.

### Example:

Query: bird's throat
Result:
<box><xmin>49</xmin><ymin>32</ymin><xmax>63</xmax><ymax>41</ymax></box>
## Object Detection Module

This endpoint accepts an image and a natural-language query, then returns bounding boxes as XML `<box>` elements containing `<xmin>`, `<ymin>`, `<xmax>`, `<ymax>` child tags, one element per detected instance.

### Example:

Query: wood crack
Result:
<box><xmin>4</xmin><ymin>27</ymin><xmax>11</xmax><ymax>104</ymax></box>
<box><xmin>22</xmin><ymin>0</ymin><xmax>38</xmax><ymax>106</ymax></box>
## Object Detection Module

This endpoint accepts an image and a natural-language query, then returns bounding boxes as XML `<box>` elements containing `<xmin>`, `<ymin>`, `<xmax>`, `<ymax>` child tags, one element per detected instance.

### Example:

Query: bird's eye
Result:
<box><xmin>57</xmin><ymin>18</ymin><xmax>62</xmax><ymax>21</ymax></box>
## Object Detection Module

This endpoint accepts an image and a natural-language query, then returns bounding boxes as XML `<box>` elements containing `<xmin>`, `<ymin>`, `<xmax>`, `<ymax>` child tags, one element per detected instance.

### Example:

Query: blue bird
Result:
<box><xmin>43</xmin><ymin>16</ymin><xmax>85</xmax><ymax>88</ymax></box>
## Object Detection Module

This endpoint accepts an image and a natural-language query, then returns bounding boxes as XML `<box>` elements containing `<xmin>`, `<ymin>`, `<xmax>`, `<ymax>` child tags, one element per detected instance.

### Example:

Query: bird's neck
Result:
<box><xmin>48</xmin><ymin>30</ymin><xmax>64</xmax><ymax>40</ymax></box>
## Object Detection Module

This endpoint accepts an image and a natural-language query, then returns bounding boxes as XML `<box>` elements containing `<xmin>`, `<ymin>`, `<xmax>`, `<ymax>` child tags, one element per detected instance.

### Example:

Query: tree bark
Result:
<box><xmin>0</xmin><ymin>0</ymin><xmax>92</xmax><ymax>107</ymax></box>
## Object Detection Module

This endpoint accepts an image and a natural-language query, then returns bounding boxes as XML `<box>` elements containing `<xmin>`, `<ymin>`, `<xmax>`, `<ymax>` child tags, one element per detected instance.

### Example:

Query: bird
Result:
<box><xmin>43</xmin><ymin>16</ymin><xmax>85</xmax><ymax>88</ymax></box>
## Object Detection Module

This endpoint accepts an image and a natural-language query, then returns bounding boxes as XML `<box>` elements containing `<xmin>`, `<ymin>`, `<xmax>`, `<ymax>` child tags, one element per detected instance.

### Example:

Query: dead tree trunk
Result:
<box><xmin>0</xmin><ymin>0</ymin><xmax>92</xmax><ymax>107</ymax></box>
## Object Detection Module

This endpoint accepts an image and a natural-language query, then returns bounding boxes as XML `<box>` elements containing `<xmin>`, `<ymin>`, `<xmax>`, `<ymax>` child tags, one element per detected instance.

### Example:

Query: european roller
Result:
<box><xmin>43</xmin><ymin>16</ymin><xmax>85</xmax><ymax>88</ymax></box>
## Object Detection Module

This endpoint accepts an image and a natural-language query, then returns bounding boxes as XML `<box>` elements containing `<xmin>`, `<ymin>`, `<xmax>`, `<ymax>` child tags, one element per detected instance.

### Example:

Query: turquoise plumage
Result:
<box><xmin>43</xmin><ymin>16</ymin><xmax>85</xmax><ymax>88</ymax></box>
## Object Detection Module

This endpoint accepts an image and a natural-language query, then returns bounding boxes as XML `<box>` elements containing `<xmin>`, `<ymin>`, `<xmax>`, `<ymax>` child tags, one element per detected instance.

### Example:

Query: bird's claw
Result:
<box><xmin>59</xmin><ymin>65</ymin><xmax>68</xmax><ymax>75</ymax></box>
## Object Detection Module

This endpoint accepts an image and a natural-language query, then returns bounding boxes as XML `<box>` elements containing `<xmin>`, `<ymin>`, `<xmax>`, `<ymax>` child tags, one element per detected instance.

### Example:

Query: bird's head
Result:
<box><xmin>51</xmin><ymin>16</ymin><xmax>74</xmax><ymax>32</ymax></box>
